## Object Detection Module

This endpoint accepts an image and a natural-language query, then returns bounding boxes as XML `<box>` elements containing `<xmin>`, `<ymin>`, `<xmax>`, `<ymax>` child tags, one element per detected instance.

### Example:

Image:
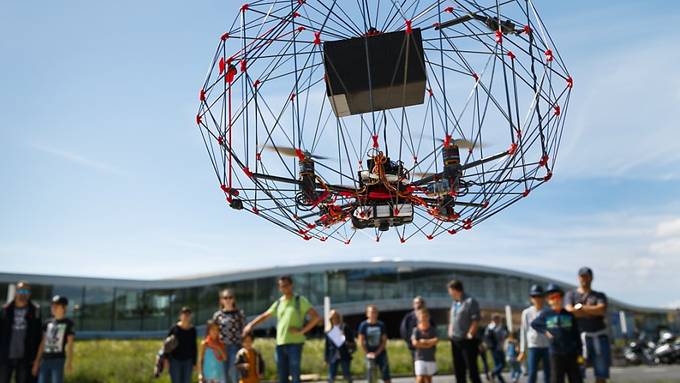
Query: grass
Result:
<box><xmin>63</xmin><ymin>338</ymin><xmax>677</xmax><ymax>383</ymax></box>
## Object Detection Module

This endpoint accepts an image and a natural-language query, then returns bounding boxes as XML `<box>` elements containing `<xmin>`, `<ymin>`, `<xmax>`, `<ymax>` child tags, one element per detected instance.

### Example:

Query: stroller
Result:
<box><xmin>153</xmin><ymin>335</ymin><xmax>178</xmax><ymax>378</ymax></box>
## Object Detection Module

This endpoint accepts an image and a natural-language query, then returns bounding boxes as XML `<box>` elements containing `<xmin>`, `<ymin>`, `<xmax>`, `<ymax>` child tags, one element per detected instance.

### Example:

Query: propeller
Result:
<box><xmin>420</xmin><ymin>135</ymin><xmax>488</xmax><ymax>150</ymax></box>
<box><xmin>260</xmin><ymin>145</ymin><xmax>331</xmax><ymax>160</ymax></box>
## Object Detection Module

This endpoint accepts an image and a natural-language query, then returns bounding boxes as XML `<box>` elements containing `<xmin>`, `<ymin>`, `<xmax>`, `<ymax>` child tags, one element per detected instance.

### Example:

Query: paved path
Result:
<box><xmin>339</xmin><ymin>365</ymin><xmax>680</xmax><ymax>383</ymax></box>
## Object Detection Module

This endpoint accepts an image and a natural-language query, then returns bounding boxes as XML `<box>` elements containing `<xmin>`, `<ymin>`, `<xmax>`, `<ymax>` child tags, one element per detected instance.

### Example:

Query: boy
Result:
<box><xmin>235</xmin><ymin>333</ymin><xmax>265</xmax><ymax>383</ymax></box>
<box><xmin>358</xmin><ymin>305</ymin><xmax>390</xmax><ymax>383</ymax></box>
<box><xmin>410</xmin><ymin>309</ymin><xmax>437</xmax><ymax>383</ymax></box>
<box><xmin>31</xmin><ymin>295</ymin><xmax>75</xmax><ymax>383</ymax></box>
<box><xmin>531</xmin><ymin>284</ymin><xmax>583</xmax><ymax>383</ymax></box>
<box><xmin>505</xmin><ymin>332</ymin><xmax>522</xmax><ymax>383</ymax></box>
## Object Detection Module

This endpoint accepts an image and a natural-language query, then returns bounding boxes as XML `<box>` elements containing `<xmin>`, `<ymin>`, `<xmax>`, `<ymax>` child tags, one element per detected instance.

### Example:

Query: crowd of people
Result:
<box><xmin>0</xmin><ymin>267</ymin><xmax>611</xmax><ymax>383</ymax></box>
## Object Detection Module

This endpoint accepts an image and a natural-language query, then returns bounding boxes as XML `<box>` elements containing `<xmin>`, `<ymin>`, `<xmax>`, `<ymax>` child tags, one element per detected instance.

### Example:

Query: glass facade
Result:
<box><xmin>1</xmin><ymin>262</ymin><xmax>675</xmax><ymax>336</ymax></box>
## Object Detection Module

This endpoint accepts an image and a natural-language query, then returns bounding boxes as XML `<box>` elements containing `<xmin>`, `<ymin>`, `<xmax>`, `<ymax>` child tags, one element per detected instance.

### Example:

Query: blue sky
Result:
<box><xmin>2</xmin><ymin>1</ymin><xmax>680</xmax><ymax>308</ymax></box>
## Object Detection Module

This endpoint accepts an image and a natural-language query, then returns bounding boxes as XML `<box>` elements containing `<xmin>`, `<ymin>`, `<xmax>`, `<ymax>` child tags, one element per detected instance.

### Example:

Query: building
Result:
<box><xmin>0</xmin><ymin>260</ymin><xmax>675</xmax><ymax>339</ymax></box>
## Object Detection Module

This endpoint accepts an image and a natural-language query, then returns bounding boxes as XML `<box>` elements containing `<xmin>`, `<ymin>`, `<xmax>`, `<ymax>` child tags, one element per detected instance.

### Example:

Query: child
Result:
<box><xmin>358</xmin><ymin>305</ymin><xmax>391</xmax><ymax>383</ymax></box>
<box><xmin>31</xmin><ymin>295</ymin><xmax>75</xmax><ymax>383</ymax></box>
<box><xmin>235</xmin><ymin>332</ymin><xmax>265</xmax><ymax>383</ymax></box>
<box><xmin>325</xmin><ymin>309</ymin><xmax>355</xmax><ymax>383</ymax></box>
<box><xmin>505</xmin><ymin>332</ymin><xmax>522</xmax><ymax>383</ymax></box>
<box><xmin>531</xmin><ymin>284</ymin><xmax>583</xmax><ymax>383</ymax></box>
<box><xmin>410</xmin><ymin>309</ymin><xmax>437</xmax><ymax>383</ymax></box>
<box><xmin>199</xmin><ymin>320</ymin><xmax>227</xmax><ymax>383</ymax></box>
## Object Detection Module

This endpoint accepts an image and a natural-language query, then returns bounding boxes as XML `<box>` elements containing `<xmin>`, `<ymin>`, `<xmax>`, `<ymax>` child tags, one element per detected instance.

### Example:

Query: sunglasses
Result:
<box><xmin>221</xmin><ymin>296</ymin><xmax>234</xmax><ymax>300</ymax></box>
<box><xmin>16</xmin><ymin>289</ymin><xmax>31</xmax><ymax>295</ymax></box>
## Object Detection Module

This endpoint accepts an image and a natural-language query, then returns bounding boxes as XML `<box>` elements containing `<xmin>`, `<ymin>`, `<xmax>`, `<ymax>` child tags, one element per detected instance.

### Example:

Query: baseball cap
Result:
<box><xmin>529</xmin><ymin>284</ymin><xmax>544</xmax><ymax>297</ymax></box>
<box><xmin>578</xmin><ymin>267</ymin><xmax>593</xmax><ymax>277</ymax></box>
<box><xmin>545</xmin><ymin>283</ymin><xmax>563</xmax><ymax>295</ymax></box>
<box><xmin>51</xmin><ymin>295</ymin><xmax>69</xmax><ymax>306</ymax></box>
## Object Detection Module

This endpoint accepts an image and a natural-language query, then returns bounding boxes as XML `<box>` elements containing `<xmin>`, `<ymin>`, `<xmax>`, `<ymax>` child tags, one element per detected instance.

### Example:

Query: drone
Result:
<box><xmin>196</xmin><ymin>0</ymin><xmax>571</xmax><ymax>243</ymax></box>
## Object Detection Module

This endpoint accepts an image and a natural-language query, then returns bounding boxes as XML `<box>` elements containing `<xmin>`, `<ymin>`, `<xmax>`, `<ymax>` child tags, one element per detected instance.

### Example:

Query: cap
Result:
<box><xmin>578</xmin><ymin>267</ymin><xmax>593</xmax><ymax>277</ymax></box>
<box><xmin>51</xmin><ymin>295</ymin><xmax>69</xmax><ymax>306</ymax></box>
<box><xmin>180</xmin><ymin>306</ymin><xmax>192</xmax><ymax>314</ymax></box>
<box><xmin>529</xmin><ymin>284</ymin><xmax>544</xmax><ymax>297</ymax></box>
<box><xmin>545</xmin><ymin>283</ymin><xmax>563</xmax><ymax>295</ymax></box>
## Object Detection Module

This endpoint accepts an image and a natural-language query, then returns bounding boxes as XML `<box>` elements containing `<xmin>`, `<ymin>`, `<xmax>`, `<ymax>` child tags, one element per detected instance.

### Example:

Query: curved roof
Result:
<box><xmin>0</xmin><ymin>259</ymin><xmax>668</xmax><ymax>314</ymax></box>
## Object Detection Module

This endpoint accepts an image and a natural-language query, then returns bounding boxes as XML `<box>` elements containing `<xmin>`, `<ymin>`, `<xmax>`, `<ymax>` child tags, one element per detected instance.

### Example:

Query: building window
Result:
<box><xmin>82</xmin><ymin>287</ymin><xmax>114</xmax><ymax>331</ymax></box>
<box><xmin>114</xmin><ymin>289</ymin><xmax>143</xmax><ymax>331</ymax></box>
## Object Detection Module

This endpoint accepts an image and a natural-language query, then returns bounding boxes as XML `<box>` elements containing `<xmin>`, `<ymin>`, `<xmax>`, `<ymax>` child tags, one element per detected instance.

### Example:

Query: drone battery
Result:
<box><xmin>323</xmin><ymin>29</ymin><xmax>426</xmax><ymax>117</ymax></box>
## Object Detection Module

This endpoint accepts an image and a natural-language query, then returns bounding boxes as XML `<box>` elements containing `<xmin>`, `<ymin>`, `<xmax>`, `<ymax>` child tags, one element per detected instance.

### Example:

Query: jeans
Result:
<box><xmin>38</xmin><ymin>358</ymin><xmax>65</xmax><ymax>383</ymax></box>
<box><xmin>549</xmin><ymin>353</ymin><xmax>582</xmax><ymax>383</ymax></box>
<box><xmin>365</xmin><ymin>352</ymin><xmax>390</xmax><ymax>383</ymax></box>
<box><xmin>583</xmin><ymin>335</ymin><xmax>610</xmax><ymax>380</ymax></box>
<box><xmin>491</xmin><ymin>350</ymin><xmax>506</xmax><ymax>383</ymax></box>
<box><xmin>508</xmin><ymin>360</ymin><xmax>522</xmax><ymax>382</ymax></box>
<box><xmin>169</xmin><ymin>358</ymin><xmax>193</xmax><ymax>383</ymax></box>
<box><xmin>527</xmin><ymin>347</ymin><xmax>550</xmax><ymax>383</ymax></box>
<box><xmin>450</xmin><ymin>339</ymin><xmax>481</xmax><ymax>383</ymax></box>
<box><xmin>275</xmin><ymin>344</ymin><xmax>303</xmax><ymax>383</ymax></box>
<box><xmin>328</xmin><ymin>358</ymin><xmax>352</xmax><ymax>383</ymax></box>
<box><xmin>224</xmin><ymin>344</ymin><xmax>241</xmax><ymax>383</ymax></box>
<box><xmin>0</xmin><ymin>359</ymin><xmax>32</xmax><ymax>383</ymax></box>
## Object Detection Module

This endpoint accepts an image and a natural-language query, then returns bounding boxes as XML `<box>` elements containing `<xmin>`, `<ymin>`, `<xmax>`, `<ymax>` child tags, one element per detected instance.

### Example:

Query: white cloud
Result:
<box><xmin>31</xmin><ymin>143</ymin><xmax>127</xmax><ymax>176</ymax></box>
<box><xmin>656</xmin><ymin>218</ymin><xmax>680</xmax><ymax>238</ymax></box>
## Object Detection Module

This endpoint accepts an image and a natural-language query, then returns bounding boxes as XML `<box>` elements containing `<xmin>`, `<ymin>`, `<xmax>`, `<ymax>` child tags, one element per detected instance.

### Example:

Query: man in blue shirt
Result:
<box><xmin>447</xmin><ymin>280</ymin><xmax>481</xmax><ymax>383</ymax></box>
<box><xmin>358</xmin><ymin>305</ymin><xmax>390</xmax><ymax>383</ymax></box>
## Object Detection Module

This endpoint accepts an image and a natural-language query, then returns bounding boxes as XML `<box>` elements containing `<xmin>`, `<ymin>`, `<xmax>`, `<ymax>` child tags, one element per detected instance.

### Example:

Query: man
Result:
<box><xmin>399</xmin><ymin>297</ymin><xmax>435</xmax><ymax>367</ymax></box>
<box><xmin>484</xmin><ymin>314</ymin><xmax>508</xmax><ymax>383</ymax></box>
<box><xmin>447</xmin><ymin>280</ymin><xmax>482</xmax><ymax>383</ymax></box>
<box><xmin>564</xmin><ymin>268</ymin><xmax>609</xmax><ymax>383</ymax></box>
<box><xmin>0</xmin><ymin>282</ymin><xmax>42</xmax><ymax>383</ymax></box>
<box><xmin>243</xmin><ymin>276</ymin><xmax>321</xmax><ymax>383</ymax></box>
<box><xmin>519</xmin><ymin>284</ymin><xmax>550</xmax><ymax>383</ymax></box>
<box><xmin>358</xmin><ymin>305</ymin><xmax>390</xmax><ymax>383</ymax></box>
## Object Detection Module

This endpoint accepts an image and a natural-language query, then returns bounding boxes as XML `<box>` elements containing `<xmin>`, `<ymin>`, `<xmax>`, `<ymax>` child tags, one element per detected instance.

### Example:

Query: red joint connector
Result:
<box><xmin>539</xmin><ymin>154</ymin><xmax>549</xmax><ymax>167</ymax></box>
<box><xmin>451</xmin><ymin>212</ymin><xmax>460</xmax><ymax>220</ymax></box>
<box><xmin>243</xmin><ymin>167</ymin><xmax>253</xmax><ymax>177</ymax></box>
<box><xmin>297</xmin><ymin>26</ymin><xmax>305</xmax><ymax>32</ymax></box>
<box><xmin>240</xmin><ymin>59</ymin><xmax>247</xmax><ymax>73</ymax></box>
<box><xmin>405</xmin><ymin>19</ymin><xmax>412</xmax><ymax>34</ymax></box>
<box><xmin>196</xmin><ymin>114</ymin><xmax>202</xmax><ymax>125</ymax></box>
<box><xmin>566</xmin><ymin>76</ymin><xmax>573</xmax><ymax>89</ymax></box>
<box><xmin>220</xmin><ymin>184</ymin><xmax>228</xmax><ymax>193</ymax></box>
<box><xmin>292</xmin><ymin>11</ymin><xmax>300</xmax><ymax>18</ymax></box>
<box><xmin>553</xmin><ymin>105</ymin><xmax>561</xmax><ymax>116</ymax></box>
<box><xmin>307</xmin><ymin>223</ymin><xmax>316</xmax><ymax>229</ymax></box>
<box><xmin>240</xmin><ymin>3</ymin><xmax>249</xmax><ymax>12</ymax></box>
<box><xmin>303</xmin><ymin>235</ymin><xmax>311</xmax><ymax>241</ymax></box>
<box><xmin>313</xmin><ymin>32</ymin><xmax>321</xmax><ymax>45</ymax></box>
<box><xmin>256</xmin><ymin>152</ymin><xmax>262</xmax><ymax>161</ymax></box>
<box><xmin>516</xmin><ymin>129</ymin><xmax>522</xmax><ymax>139</ymax></box>
<box><xmin>294</xmin><ymin>148</ymin><xmax>306</xmax><ymax>161</ymax></box>
<box><xmin>523</xmin><ymin>25</ymin><xmax>532</xmax><ymax>34</ymax></box>
<box><xmin>400</xmin><ymin>237</ymin><xmax>406</xmax><ymax>243</ymax></box>
<box><xmin>220</xmin><ymin>32</ymin><xmax>229</xmax><ymax>41</ymax></box>
<box><xmin>372</xmin><ymin>134</ymin><xmax>379</xmax><ymax>148</ymax></box>
<box><xmin>219</xmin><ymin>57</ymin><xmax>225</xmax><ymax>74</ymax></box>
<box><xmin>544</xmin><ymin>172</ymin><xmax>553</xmax><ymax>182</ymax></box>
<box><xmin>393</xmin><ymin>207</ymin><xmax>400</xmax><ymax>215</ymax></box>
<box><xmin>413</xmin><ymin>155</ymin><xmax>418</xmax><ymax>163</ymax></box>
<box><xmin>225</xmin><ymin>64</ymin><xmax>237</xmax><ymax>84</ymax></box>
<box><xmin>427</xmin><ymin>88</ymin><xmax>434</xmax><ymax>97</ymax></box>
<box><xmin>199</xmin><ymin>89</ymin><xmax>206</xmax><ymax>101</ymax></box>
<box><xmin>344</xmin><ymin>240</ymin><xmax>350</xmax><ymax>245</ymax></box>
<box><xmin>298</xmin><ymin>229</ymin><xmax>308</xmax><ymax>235</ymax></box>
<box><xmin>463</xmin><ymin>219</ymin><xmax>473</xmax><ymax>230</ymax></box>
<box><xmin>433</xmin><ymin>22</ymin><xmax>441</xmax><ymax>29</ymax></box>
<box><xmin>297</xmin><ymin>0</ymin><xmax>305</xmax><ymax>4</ymax></box>
<box><xmin>375</xmin><ymin>236</ymin><xmax>380</xmax><ymax>242</ymax></box>
<box><xmin>253</xmin><ymin>79</ymin><xmax>261</xmax><ymax>89</ymax></box>
<box><xmin>319</xmin><ymin>237</ymin><xmax>327</xmax><ymax>242</ymax></box>
<box><xmin>290</xmin><ymin>92</ymin><xmax>296</xmax><ymax>102</ymax></box>
<box><xmin>217</xmin><ymin>136</ymin><xmax>224</xmax><ymax>146</ymax></box>
<box><xmin>482</xmin><ymin>200</ymin><xmax>489</xmax><ymax>209</ymax></box>
<box><xmin>449</xmin><ymin>190</ymin><xmax>457</xmax><ymax>197</ymax></box>
<box><xmin>252</xmin><ymin>207</ymin><xmax>259</xmax><ymax>214</ymax></box>
<box><xmin>507</xmin><ymin>51</ymin><xmax>516</xmax><ymax>60</ymax></box>
<box><xmin>444</xmin><ymin>6</ymin><xmax>454</xmax><ymax>13</ymax></box>
<box><xmin>443</xmin><ymin>134</ymin><xmax>452</xmax><ymax>147</ymax></box>
<box><xmin>448</xmin><ymin>229</ymin><xmax>457</xmax><ymax>235</ymax></box>
<box><xmin>426</xmin><ymin>235</ymin><xmax>433</xmax><ymax>240</ymax></box>
<box><xmin>227</xmin><ymin>56</ymin><xmax>234</xmax><ymax>65</ymax></box>
<box><xmin>495</xmin><ymin>30</ymin><xmax>503</xmax><ymax>44</ymax></box>
<box><xmin>545</xmin><ymin>49</ymin><xmax>553</xmax><ymax>62</ymax></box>
<box><xmin>522</xmin><ymin>189</ymin><xmax>530</xmax><ymax>198</ymax></box>
<box><xmin>507</xmin><ymin>142</ymin><xmax>518</xmax><ymax>155</ymax></box>
<box><xmin>472</xmin><ymin>72</ymin><xmax>479</xmax><ymax>81</ymax></box>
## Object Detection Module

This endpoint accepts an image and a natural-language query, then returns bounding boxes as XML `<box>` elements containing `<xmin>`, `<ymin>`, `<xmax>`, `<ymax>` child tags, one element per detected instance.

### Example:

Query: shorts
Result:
<box><xmin>414</xmin><ymin>360</ymin><xmax>437</xmax><ymax>376</ymax></box>
<box><xmin>584</xmin><ymin>335</ymin><xmax>610</xmax><ymax>379</ymax></box>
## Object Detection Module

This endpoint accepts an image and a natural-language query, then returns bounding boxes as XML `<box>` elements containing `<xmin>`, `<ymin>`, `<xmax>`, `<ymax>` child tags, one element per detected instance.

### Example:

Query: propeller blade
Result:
<box><xmin>260</xmin><ymin>145</ymin><xmax>331</xmax><ymax>160</ymax></box>
<box><xmin>420</xmin><ymin>136</ymin><xmax>487</xmax><ymax>149</ymax></box>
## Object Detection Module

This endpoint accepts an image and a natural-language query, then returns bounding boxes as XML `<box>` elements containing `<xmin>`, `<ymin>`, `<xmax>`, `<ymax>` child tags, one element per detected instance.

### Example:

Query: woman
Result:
<box><xmin>324</xmin><ymin>309</ymin><xmax>355</xmax><ymax>383</ymax></box>
<box><xmin>199</xmin><ymin>320</ymin><xmax>227</xmax><ymax>383</ymax></box>
<box><xmin>212</xmin><ymin>289</ymin><xmax>245</xmax><ymax>383</ymax></box>
<box><xmin>167</xmin><ymin>307</ymin><xmax>198</xmax><ymax>383</ymax></box>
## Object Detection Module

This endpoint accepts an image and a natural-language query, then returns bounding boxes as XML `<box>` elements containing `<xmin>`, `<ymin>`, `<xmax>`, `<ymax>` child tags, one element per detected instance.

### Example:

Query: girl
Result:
<box><xmin>324</xmin><ymin>309</ymin><xmax>355</xmax><ymax>383</ymax></box>
<box><xmin>199</xmin><ymin>320</ymin><xmax>227</xmax><ymax>383</ymax></box>
<box><xmin>213</xmin><ymin>289</ymin><xmax>245</xmax><ymax>383</ymax></box>
<box><xmin>167</xmin><ymin>307</ymin><xmax>197</xmax><ymax>383</ymax></box>
<box><xmin>411</xmin><ymin>309</ymin><xmax>437</xmax><ymax>383</ymax></box>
